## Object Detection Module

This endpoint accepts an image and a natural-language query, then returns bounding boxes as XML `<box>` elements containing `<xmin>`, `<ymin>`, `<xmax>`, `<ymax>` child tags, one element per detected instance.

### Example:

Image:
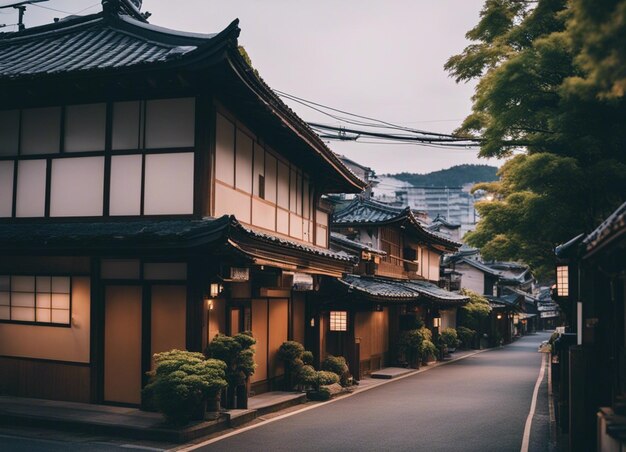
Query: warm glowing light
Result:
<box><xmin>209</xmin><ymin>283</ymin><xmax>222</xmax><ymax>298</ymax></box>
<box><xmin>433</xmin><ymin>317</ymin><xmax>441</xmax><ymax>328</ymax></box>
<box><xmin>330</xmin><ymin>311</ymin><xmax>347</xmax><ymax>331</ymax></box>
<box><xmin>497</xmin><ymin>313</ymin><xmax>502</xmax><ymax>320</ymax></box>
<box><xmin>556</xmin><ymin>265</ymin><xmax>569</xmax><ymax>297</ymax></box>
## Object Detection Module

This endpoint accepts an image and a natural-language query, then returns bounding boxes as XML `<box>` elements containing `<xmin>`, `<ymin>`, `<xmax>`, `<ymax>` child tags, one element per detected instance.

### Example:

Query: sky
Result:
<box><xmin>4</xmin><ymin>0</ymin><xmax>503</xmax><ymax>175</ymax></box>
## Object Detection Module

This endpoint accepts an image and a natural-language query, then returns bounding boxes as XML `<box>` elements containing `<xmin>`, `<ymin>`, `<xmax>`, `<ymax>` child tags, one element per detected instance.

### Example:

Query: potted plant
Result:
<box><xmin>205</xmin><ymin>332</ymin><xmax>256</xmax><ymax>409</ymax></box>
<box><xmin>143</xmin><ymin>349</ymin><xmax>227</xmax><ymax>426</ymax></box>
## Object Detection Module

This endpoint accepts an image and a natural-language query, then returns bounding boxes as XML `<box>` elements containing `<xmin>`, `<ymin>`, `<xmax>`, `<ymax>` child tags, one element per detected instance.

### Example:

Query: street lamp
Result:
<box><xmin>433</xmin><ymin>316</ymin><xmax>441</xmax><ymax>328</ymax></box>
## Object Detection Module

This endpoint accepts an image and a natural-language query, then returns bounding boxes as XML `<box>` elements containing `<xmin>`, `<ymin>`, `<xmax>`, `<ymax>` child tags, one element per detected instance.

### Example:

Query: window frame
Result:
<box><xmin>0</xmin><ymin>274</ymin><xmax>72</xmax><ymax>328</ymax></box>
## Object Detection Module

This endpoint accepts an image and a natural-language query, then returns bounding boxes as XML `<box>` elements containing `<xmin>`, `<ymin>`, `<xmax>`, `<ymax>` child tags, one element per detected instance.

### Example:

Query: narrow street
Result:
<box><xmin>194</xmin><ymin>332</ymin><xmax>552</xmax><ymax>452</ymax></box>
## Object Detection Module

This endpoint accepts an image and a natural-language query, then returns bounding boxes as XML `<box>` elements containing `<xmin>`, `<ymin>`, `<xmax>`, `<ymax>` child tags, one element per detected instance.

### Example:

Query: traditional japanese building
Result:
<box><xmin>317</xmin><ymin>198</ymin><xmax>468</xmax><ymax>378</ymax></box>
<box><xmin>0</xmin><ymin>0</ymin><xmax>365</xmax><ymax>405</ymax></box>
<box><xmin>554</xmin><ymin>201</ymin><xmax>626</xmax><ymax>451</ymax></box>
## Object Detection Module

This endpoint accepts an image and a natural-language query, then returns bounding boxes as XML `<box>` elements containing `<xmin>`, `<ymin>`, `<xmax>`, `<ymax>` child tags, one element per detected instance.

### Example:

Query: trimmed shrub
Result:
<box><xmin>277</xmin><ymin>341</ymin><xmax>305</xmax><ymax>363</ymax></box>
<box><xmin>302</xmin><ymin>350</ymin><xmax>314</xmax><ymax>366</ymax></box>
<box><xmin>307</xmin><ymin>386</ymin><xmax>331</xmax><ymax>401</ymax></box>
<box><xmin>419</xmin><ymin>340</ymin><xmax>438</xmax><ymax>362</ymax></box>
<box><xmin>440</xmin><ymin>327</ymin><xmax>460</xmax><ymax>349</ymax></box>
<box><xmin>398</xmin><ymin>329</ymin><xmax>424</xmax><ymax>368</ymax></box>
<box><xmin>144</xmin><ymin>350</ymin><xmax>227</xmax><ymax>425</ymax></box>
<box><xmin>317</xmin><ymin>371</ymin><xmax>340</xmax><ymax>386</ymax></box>
<box><xmin>321</xmin><ymin>355</ymin><xmax>351</xmax><ymax>386</ymax></box>
<box><xmin>457</xmin><ymin>326</ymin><xmax>476</xmax><ymax>349</ymax></box>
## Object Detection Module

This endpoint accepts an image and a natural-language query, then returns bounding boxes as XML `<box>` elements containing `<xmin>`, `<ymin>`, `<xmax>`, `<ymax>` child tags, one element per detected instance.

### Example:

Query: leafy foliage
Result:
<box><xmin>447</xmin><ymin>0</ymin><xmax>626</xmax><ymax>280</ymax></box>
<box><xmin>458</xmin><ymin>289</ymin><xmax>492</xmax><ymax>332</ymax></box>
<box><xmin>419</xmin><ymin>340</ymin><xmax>439</xmax><ymax>362</ymax></box>
<box><xmin>205</xmin><ymin>332</ymin><xmax>256</xmax><ymax>387</ymax></box>
<box><xmin>391</xmin><ymin>164</ymin><xmax>498</xmax><ymax>187</ymax></box>
<box><xmin>144</xmin><ymin>350</ymin><xmax>227</xmax><ymax>425</ymax></box>
<box><xmin>440</xmin><ymin>328</ymin><xmax>461</xmax><ymax>349</ymax></box>
<box><xmin>321</xmin><ymin>355</ymin><xmax>351</xmax><ymax>386</ymax></box>
<box><xmin>457</xmin><ymin>326</ymin><xmax>477</xmax><ymax>349</ymax></box>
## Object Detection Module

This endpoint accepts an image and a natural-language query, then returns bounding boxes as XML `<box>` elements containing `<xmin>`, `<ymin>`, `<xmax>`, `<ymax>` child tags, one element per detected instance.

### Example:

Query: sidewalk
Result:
<box><xmin>0</xmin><ymin>349</ymin><xmax>483</xmax><ymax>446</ymax></box>
<box><xmin>0</xmin><ymin>391</ymin><xmax>306</xmax><ymax>444</ymax></box>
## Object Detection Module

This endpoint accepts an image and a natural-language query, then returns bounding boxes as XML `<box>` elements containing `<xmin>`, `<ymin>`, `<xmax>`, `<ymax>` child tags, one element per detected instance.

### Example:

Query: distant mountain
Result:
<box><xmin>388</xmin><ymin>164</ymin><xmax>499</xmax><ymax>188</ymax></box>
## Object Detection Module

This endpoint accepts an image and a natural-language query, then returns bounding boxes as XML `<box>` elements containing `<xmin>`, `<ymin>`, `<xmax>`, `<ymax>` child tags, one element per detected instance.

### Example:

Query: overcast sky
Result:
<box><xmin>9</xmin><ymin>0</ymin><xmax>502</xmax><ymax>175</ymax></box>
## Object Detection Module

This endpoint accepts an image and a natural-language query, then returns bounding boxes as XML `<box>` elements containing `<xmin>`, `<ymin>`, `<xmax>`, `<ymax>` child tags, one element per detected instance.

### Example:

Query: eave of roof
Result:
<box><xmin>456</xmin><ymin>258</ymin><xmax>502</xmax><ymax>277</ymax></box>
<box><xmin>332</xmin><ymin>198</ymin><xmax>461</xmax><ymax>251</ymax></box>
<box><xmin>339</xmin><ymin>274</ymin><xmax>469</xmax><ymax>305</ymax></box>
<box><xmin>583</xmin><ymin>201</ymin><xmax>626</xmax><ymax>258</ymax></box>
<box><xmin>329</xmin><ymin>232</ymin><xmax>386</xmax><ymax>255</ymax></box>
<box><xmin>0</xmin><ymin>216</ymin><xmax>355</xmax><ymax>273</ymax></box>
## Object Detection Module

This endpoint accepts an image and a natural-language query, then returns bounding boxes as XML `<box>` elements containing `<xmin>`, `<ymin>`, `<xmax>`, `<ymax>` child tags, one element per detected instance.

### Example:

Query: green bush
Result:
<box><xmin>317</xmin><ymin>370</ymin><xmax>340</xmax><ymax>386</ymax></box>
<box><xmin>398</xmin><ymin>329</ymin><xmax>425</xmax><ymax>367</ymax></box>
<box><xmin>457</xmin><ymin>326</ymin><xmax>476</xmax><ymax>349</ymax></box>
<box><xmin>459</xmin><ymin>289</ymin><xmax>491</xmax><ymax>331</ymax></box>
<box><xmin>321</xmin><ymin>355</ymin><xmax>351</xmax><ymax>386</ymax></box>
<box><xmin>419</xmin><ymin>340</ymin><xmax>438</xmax><ymax>362</ymax></box>
<box><xmin>143</xmin><ymin>350</ymin><xmax>227</xmax><ymax>425</ymax></box>
<box><xmin>440</xmin><ymin>328</ymin><xmax>460</xmax><ymax>349</ymax></box>
<box><xmin>205</xmin><ymin>333</ymin><xmax>256</xmax><ymax>386</ymax></box>
<box><xmin>302</xmin><ymin>350</ymin><xmax>314</xmax><ymax>366</ymax></box>
<box><xmin>297</xmin><ymin>364</ymin><xmax>317</xmax><ymax>386</ymax></box>
<box><xmin>278</xmin><ymin>341</ymin><xmax>305</xmax><ymax>363</ymax></box>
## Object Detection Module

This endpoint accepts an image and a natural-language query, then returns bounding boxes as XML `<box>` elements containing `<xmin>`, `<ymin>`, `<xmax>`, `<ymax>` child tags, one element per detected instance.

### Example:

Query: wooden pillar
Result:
<box><xmin>186</xmin><ymin>257</ymin><xmax>205</xmax><ymax>352</ymax></box>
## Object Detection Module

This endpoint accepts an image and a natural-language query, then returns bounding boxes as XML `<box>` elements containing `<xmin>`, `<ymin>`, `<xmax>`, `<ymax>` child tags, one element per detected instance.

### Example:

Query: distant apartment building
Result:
<box><xmin>371</xmin><ymin>176</ymin><xmax>481</xmax><ymax>237</ymax></box>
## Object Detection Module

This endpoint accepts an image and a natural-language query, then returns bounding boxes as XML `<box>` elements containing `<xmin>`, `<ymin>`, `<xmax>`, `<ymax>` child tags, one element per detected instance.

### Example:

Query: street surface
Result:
<box><xmin>0</xmin><ymin>332</ymin><xmax>552</xmax><ymax>452</ymax></box>
<box><xmin>195</xmin><ymin>331</ymin><xmax>553</xmax><ymax>452</ymax></box>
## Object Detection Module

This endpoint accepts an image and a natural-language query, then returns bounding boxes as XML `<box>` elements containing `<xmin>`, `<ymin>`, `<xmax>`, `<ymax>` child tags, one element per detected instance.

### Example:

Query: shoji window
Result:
<box><xmin>15</xmin><ymin>159</ymin><xmax>46</xmax><ymax>217</ymax></box>
<box><xmin>145</xmin><ymin>98</ymin><xmax>195</xmax><ymax>149</ymax></box>
<box><xmin>64</xmin><ymin>103</ymin><xmax>106</xmax><ymax>152</ymax></box>
<box><xmin>0</xmin><ymin>110</ymin><xmax>19</xmax><ymax>156</ymax></box>
<box><xmin>50</xmin><ymin>156</ymin><xmax>105</xmax><ymax>217</ymax></box>
<box><xmin>0</xmin><ymin>275</ymin><xmax>71</xmax><ymax>325</ymax></box>
<box><xmin>144</xmin><ymin>153</ymin><xmax>194</xmax><ymax>215</ymax></box>
<box><xmin>109</xmin><ymin>155</ymin><xmax>142</xmax><ymax>216</ymax></box>
<box><xmin>112</xmin><ymin>101</ymin><xmax>141</xmax><ymax>150</ymax></box>
<box><xmin>0</xmin><ymin>161</ymin><xmax>14</xmax><ymax>217</ymax></box>
<box><xmin>21</xmin><ymin>107</ymin><xmax>61</xmax><ymax>155</ymax></box>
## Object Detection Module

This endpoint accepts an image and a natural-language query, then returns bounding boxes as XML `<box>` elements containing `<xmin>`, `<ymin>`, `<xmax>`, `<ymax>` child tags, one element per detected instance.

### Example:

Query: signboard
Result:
<box><xmin>540</xmin><ymin>311</ymin><xmax>559</xmax><ymax>318</ymax></box>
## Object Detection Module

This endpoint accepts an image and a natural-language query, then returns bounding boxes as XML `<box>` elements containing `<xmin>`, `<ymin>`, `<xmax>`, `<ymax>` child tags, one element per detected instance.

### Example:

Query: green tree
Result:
<box><xmin>446</xmin><ymin>0</ymin><xmax>626</xmax><ymax>280</ymax></box>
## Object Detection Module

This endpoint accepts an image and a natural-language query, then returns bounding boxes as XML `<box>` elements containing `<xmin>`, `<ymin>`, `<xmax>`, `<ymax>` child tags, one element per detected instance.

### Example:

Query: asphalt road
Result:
<box><xmin>197</xmin><ymin>331</ymin><xmax>553</xmax><ymax>452</ymax></box>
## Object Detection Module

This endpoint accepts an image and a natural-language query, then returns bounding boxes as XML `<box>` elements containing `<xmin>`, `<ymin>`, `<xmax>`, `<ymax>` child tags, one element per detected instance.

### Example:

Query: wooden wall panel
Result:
<box><xmin>268</xmin><ymin>299</ymin><xmax>288</xmax><ymax>379</ymax></box>
<box><xmin>252</xmin><ymin>198</ymin><xmax>276</xmax><ymax>231</ymax></box>
<box><xmin>151</xmin><ymin>285</ymin><xmax>187</xmax><ymax>363</ymax></box>
<box><xmin>0</xmin><ymin>357</ymin><xmax>90</xmax><ymax>402</ymax></box>
<box><xmin>251</xmin><ymin>299</ymin><xmax>268</xmax><ymax>383</ymax></box>
<box><xmin>292</xmin><ymin>293</ymin><xmax>305</xmax><ymax>345</ymax></box>
<box><xmin>355</xmin><ymin>312</ymin><xmax>371</xmax><ymax>360</ymax></box>
<box><xmin>214</xmin><ymin>182</ymin><xmax>251</xmax><ymax>224</ymax></box>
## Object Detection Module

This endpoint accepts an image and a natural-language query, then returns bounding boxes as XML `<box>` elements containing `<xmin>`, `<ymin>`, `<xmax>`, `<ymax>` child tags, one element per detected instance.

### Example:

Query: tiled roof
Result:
<box><xmin>486</xmin><ymin>295</ymin><xmax>522</xmax><ymax>311</ymax></box>
<box><xmin>428</xmin><ymin>214</ymin><xmax>461</xmax><ymax>230</ymax></box>
<box><xmin>333</xmin><ymin>198</ymin><xmax>408</xmax><ymax>225</ymax></box>
<box><xmin>332</xmin><ymin>198</ymin><xmax>461</xmax><ymax>251</ymax></box>
<box><xmin>583</xmin><ymin>201</ymin><xmax>626</xmax><ymax>255</ymax></box>
<box><xmin>0</xmin><ymin>215</ymin><xmax>354</xmax><ymax>263</ymax></box>
<box><xmin>0</xmin><ymin>10</ymin><xmax>235</xmax><ymax>80</ymax></box>
<box><xmin>329</xmin><ymin>232</ymin><xmax>386</xmax><ymax>255</ymax></box>
<box><xmin>456</xmin><ymin>258</ymin><xmax>502</xmax><ymax>277</ymax></box>
<box><xmin>339</xmin><ymin>274</ymin><xmax>469</xmax><ymax>305</ymax></box>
